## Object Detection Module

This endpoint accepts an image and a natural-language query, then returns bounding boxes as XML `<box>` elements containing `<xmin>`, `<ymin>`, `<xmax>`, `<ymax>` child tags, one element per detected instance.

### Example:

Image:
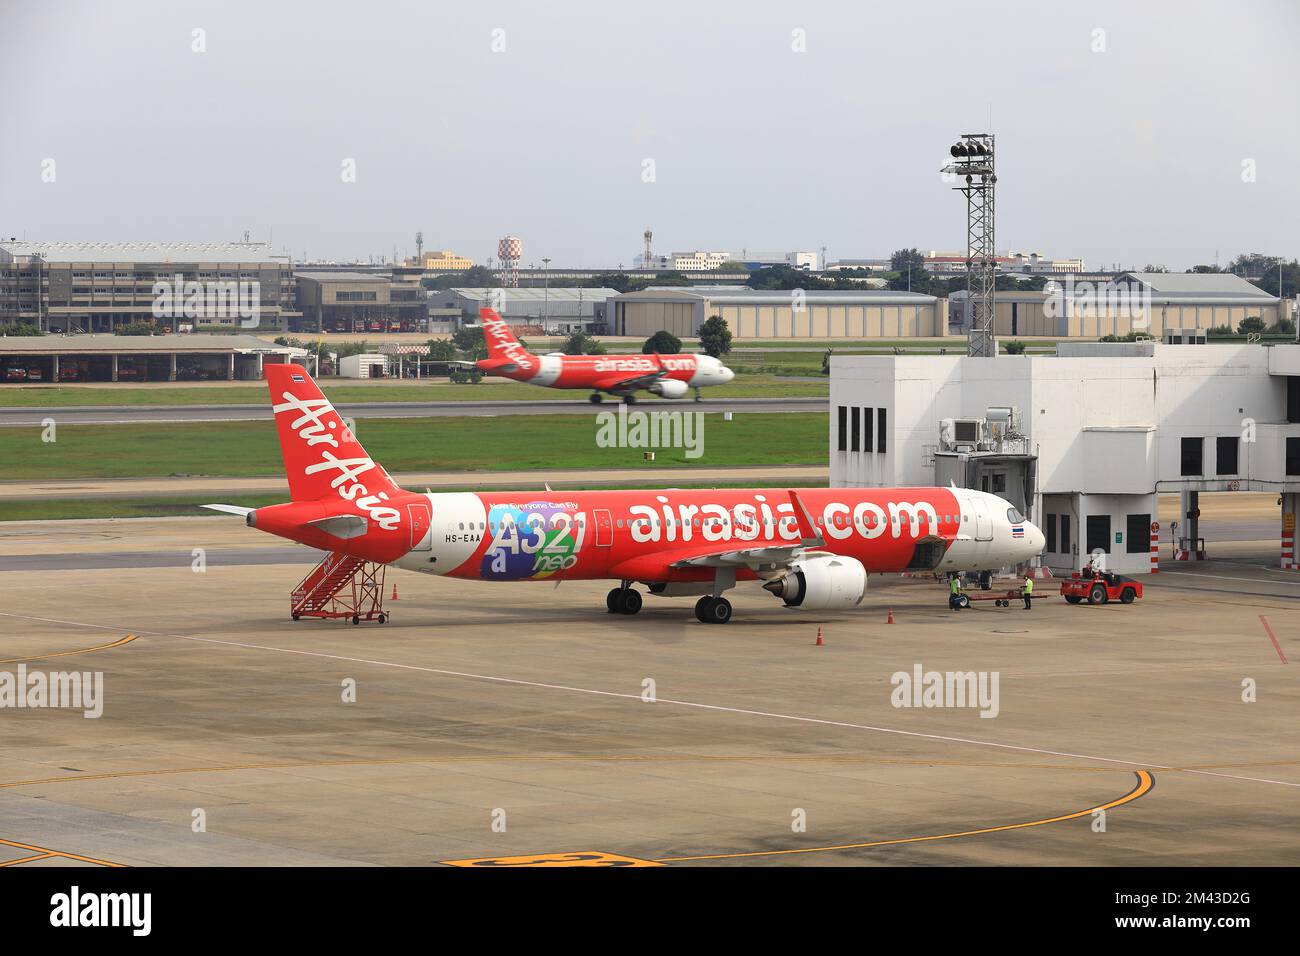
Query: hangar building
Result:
<box><xmin>610</xmin><ymin>288</ymin><xmax>947</xmax><ymax>339</ymax></box>
<box><xmin>830</xmin><ymin>342</ymin><xmax>1300</xmax><ymax>574</ymax></box>
<box><xmin>963</xmin><ymin>272</ymin><xmax>1285</xmax><ymax>338</ymax></box>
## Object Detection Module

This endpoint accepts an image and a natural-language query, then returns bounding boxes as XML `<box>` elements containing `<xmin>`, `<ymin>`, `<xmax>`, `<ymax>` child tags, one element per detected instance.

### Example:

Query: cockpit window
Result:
<box><xmin>1007</xmin><ymin>507</ymin><xmax>1025</xmax><ymax>523</ymax></box>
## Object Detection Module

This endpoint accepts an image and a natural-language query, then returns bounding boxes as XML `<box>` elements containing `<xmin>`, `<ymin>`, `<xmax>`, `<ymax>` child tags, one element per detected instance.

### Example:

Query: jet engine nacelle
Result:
<box><xmin>648</xmin><ymin>378</ymin><xmax>689</xmax><ymax>399</ymax></box>
<box><xmin>762</xmin><ymin>554</ymin><xmax>868</xmax><ymax>610</ymax></box>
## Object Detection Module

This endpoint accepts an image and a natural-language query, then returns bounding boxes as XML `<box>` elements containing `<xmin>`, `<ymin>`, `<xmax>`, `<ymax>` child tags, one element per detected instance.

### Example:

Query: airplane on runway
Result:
<box><xmin>203</xmin><ymin>365</ymin><xmax>1044</xmax><ymax>624</ymax></box>
<box><xmin>472</xmin><ymin>308</ymin><xmax>735</xmax><ymax>403</ymax></box>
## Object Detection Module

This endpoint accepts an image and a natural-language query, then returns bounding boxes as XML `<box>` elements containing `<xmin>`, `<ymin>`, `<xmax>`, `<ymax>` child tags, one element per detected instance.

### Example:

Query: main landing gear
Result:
<box><xmin>606</xmin><ymin>584</ymin><xmax>643</xmax><ymax>615</ymax></box>
<box><xmin>589</xmin><ymin>392</ymin><xmax>603</xmax><ymax>404</ymax></box>
<box><xmin>694</xmin><ymin>595</ymin><xmax>733</xmax><ymax>624</ymax></box>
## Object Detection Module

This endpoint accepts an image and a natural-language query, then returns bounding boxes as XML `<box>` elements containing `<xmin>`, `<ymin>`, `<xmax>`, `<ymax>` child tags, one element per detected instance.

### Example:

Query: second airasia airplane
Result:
<box><xmin>472</xmin><ymin>308</ymin><xmax>735</xmax><ymax>403</ymax></box>
<box><xmin>205</xmin><ymin>365</ymin><xmax>1044</xmax><ymax>624</ymax></box>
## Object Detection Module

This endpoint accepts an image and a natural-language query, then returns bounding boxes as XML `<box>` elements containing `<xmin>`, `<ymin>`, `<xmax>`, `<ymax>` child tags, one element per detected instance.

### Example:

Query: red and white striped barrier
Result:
<box><xmin>1283</xmin><ymin>526</ymin><xmax>1295</xmax><ymax>571</ymax></box>
<box><xmin>1150</xmin><ymin>525</ymin><xmax>1160</xmax><ymax>574</ymax></box>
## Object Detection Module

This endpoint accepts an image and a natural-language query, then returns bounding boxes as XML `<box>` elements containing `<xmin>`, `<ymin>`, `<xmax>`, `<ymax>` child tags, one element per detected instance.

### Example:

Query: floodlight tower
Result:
<box><xmin>941</xmin><ymin>134</ymin><xmax>997</xmax><ymax>357</ymax></box>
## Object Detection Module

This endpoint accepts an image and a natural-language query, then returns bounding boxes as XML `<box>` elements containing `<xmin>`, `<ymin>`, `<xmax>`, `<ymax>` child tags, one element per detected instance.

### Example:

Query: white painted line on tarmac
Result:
<box><xmin>1</xmin><ymin>609</ymin><xmax>1297</xmax><ymax>792</ymax></box>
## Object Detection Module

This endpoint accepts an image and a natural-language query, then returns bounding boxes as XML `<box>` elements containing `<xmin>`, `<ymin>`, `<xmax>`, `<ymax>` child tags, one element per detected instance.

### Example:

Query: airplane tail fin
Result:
<box><xmin>479</xmin><ymin>307</ymin><xmax>537</xmax><ymax>373</ymax></box>
<box><xmin>264</xmin><ymin>363</ymin><xmax>402</xmax><ymax>502</ymax></box>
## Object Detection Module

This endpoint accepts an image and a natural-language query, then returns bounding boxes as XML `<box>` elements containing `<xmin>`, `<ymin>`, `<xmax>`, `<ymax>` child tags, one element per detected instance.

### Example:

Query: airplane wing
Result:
<box><xmin>612</xmin><ymin>491</ymin><xmax>828</xmax><ymax>578</ymax></box>
<box><xmin>669</xmin><ymin>490</ymin><xmax>824</xmax><ymax>568</ymax></box>
<box><xmin>591</xmin><ymin>369</ymin><xmax>667</xmax><ymax>393</ymax></box>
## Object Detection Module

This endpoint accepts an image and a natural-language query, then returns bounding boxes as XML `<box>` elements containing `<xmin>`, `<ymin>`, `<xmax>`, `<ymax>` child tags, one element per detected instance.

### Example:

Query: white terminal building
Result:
<box><xmin>830</xmin><ymin>342</ymin><xmax>1300</xmax><ymax>574</ymax></box>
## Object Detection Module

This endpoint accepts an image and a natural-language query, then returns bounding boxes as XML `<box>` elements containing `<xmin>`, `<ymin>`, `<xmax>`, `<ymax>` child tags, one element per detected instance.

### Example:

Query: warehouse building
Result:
<box><xmin>0</xmin><ymin>241</ymin><xmax>300</xmax><ymax>333</ymax></box>
<box><xmin>433</xmin><ymin>288</ymin><xmax>619</xmax><ymax>333</ymax></box>
<box><xmin>965</xmin><ymin>272</ymin><xmax>1286</xmax><ymax>338</ymax></box>
<box><xmin>0</xmin><ymin>334</ymin><xmax>307</xmax><ymax>383</ymax></box>
<box><xmin>610</xmin><ymin>288</ymin><xmax>947</xmax><ymax>339</ymax></box>
<box><xmin>830</xmin><ymin>342</ymin><xmax>1300</xmax><ymax>574</ymax></box>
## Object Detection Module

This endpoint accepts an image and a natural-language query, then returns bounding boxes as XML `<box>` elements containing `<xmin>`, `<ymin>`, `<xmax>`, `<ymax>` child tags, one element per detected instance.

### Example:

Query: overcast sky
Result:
<box><xmin>1</xmin><ymin>0</ymin><xmax>1296</xmax><ymax>270</ymax></box>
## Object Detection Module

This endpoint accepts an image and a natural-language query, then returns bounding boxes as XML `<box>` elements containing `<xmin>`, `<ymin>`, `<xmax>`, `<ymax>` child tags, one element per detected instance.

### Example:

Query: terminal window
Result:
<box><xmin>1060</xmin><ymin>514</ymin><xmax>1071</xmax><ymax>556</ymax></box>
<box><xmin>1126</xmin><ymin>513</ymin><xmax>1151</xmax><ymax>553</ymax></box>
<box><xmin>1045</xmin><ymin>514</ymin><xmax>1057</xmax><ymax>552</ymax></box>
<box><xmin>1180</xmin><ymin>437</ymin><xmax>1204</xmax><ymax>476</ymax></box>
<box><xmin>850</xmin><ymin>407</ymin><xmax>860</xmax><ymax>452</ymax></box>
<box><xmin>1215</xmin><ymin>437</ymin><xmax>1239</xmax><ymax>475</ymax></box>
<box><xmin>1288</xmin><ymin>437</ymin><xmax>1300</xmax><ymax>475</ymax></box>
<box><xmin>877</xmin><ymin>408</ymin><xmax>887</xmax><ymax>453</ymax></box>
<box><xmin>836</xmin><ymin>406</ymin><xmax>847</xmax><ymax>451</ymax></box>
<box><xmin>862</xmin><ymin>407</ymin><xmax>874</xmax><ymax>452</ymax></box>
<box><xmin>1086</xmin><ymin>514</ymin><xmax>1110</xmax><ymax>555</ymax></box>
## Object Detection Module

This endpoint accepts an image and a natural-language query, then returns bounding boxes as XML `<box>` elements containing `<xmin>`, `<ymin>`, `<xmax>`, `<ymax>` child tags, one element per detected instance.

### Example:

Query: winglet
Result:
<box><xmin>787</xmin><ymin>490</ymin><xmax>824</xmax><ymax>547</ymax></box>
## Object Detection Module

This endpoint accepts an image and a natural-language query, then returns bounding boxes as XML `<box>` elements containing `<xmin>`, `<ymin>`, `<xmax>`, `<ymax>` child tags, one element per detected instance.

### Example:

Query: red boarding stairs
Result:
<box><xmin>291</xmin><ymin>551</ymin><xmax>388</xmax><ymax>625</ymax></box>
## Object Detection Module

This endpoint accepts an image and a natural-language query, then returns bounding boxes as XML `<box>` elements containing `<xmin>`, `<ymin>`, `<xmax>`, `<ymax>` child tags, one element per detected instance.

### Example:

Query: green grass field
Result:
<box><xmin>0</xmin><ymin>412</ymin><xmax>828</xmax><ymax>481</ymax></box>
<box><xmin>0</xmin><ymin>376</ymin><xmax>826</xmax><ymax>407</ymax></box>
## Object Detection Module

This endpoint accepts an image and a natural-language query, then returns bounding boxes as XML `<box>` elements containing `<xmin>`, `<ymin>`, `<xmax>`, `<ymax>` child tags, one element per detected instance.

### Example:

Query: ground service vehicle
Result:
<box><xmin>1060</xmin><ymin>570</ymin><xmax>1143</xmax><ymax>605</ymax></box>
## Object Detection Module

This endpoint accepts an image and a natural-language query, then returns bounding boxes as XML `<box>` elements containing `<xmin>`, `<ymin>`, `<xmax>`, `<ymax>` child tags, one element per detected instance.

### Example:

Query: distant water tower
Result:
<box><xmin>497</xmin><ymin>235</ymin><xmax>522</xmax><ymax>287</ymax></box>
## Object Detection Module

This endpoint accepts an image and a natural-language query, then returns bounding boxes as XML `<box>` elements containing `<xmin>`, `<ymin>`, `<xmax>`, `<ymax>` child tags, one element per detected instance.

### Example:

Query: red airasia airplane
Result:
<box><xmin>205</xmin><ymin>365</ymin><xmax>1044</xmax><ymax>624</ymax></box>
<box><xmin>473</xmin><ymin>308</ymin><xmax>734</xmax><ymax>403</ymax></box>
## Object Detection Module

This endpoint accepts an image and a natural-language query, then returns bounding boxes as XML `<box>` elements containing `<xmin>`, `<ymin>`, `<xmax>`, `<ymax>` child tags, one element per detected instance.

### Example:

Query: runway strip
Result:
<box><xmin>0</xmin><ymin>395</ymin><xmax>826</xmax><ymax>426</ymax></box>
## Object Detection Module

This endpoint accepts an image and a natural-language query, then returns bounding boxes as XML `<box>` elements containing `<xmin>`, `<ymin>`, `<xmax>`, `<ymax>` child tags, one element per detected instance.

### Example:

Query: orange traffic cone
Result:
<box><xmin>391</xmin><ymin>583</ymin><xmax>399</xmax><ymax>600</ymax></box>
<box><xmin>887</xmin><ymin>608</ymin><xmax>894</xmax><ymax>624</ymax></box>
<box><xmin>815</xmin><ymin>626</ymin><xmax>824</xmax><ymax>646</ymax></box>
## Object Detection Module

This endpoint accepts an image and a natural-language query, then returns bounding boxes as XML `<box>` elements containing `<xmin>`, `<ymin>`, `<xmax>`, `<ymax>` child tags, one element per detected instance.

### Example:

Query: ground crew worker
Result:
<box><xmin>949</xmin><ymin>575</ymin><xmax>963</xmax><ymax>610</ymax></box>
<box><xmin>1022</xmin><ymin>574</ymin><xmax>1034</xmax><ymax>610</ymax></box>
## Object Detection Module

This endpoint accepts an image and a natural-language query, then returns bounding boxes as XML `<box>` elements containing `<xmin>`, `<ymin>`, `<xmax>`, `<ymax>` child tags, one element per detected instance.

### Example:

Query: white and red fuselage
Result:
<box><xmin>222</xmin><ymin>365</ymin><xmax>1045</xmax><ymax>620</ymax></box>
<box><xmin>473</xmin><ymin>308</ymin><xmax>734</xmax><ymax>400</ymax></box>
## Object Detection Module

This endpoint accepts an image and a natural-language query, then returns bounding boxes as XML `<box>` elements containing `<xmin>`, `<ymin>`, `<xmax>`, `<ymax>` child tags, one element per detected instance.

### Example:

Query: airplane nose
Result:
<box><xmin>720</xmin><ymin>366</ymin><xmax>735</xmax><ymax>383</ymax></box>
<box><xmin>1026</xmin><ymin>522</ymin><xmax>1046</xmax><ymax>555</ymax></box>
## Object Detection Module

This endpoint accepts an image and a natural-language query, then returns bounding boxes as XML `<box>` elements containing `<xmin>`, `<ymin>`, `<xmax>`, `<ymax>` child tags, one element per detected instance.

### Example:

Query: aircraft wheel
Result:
<box><xmin>694</xmin><ymin>596</ymin><xmax>714</xmax><ymax>622</ymax></box>
<box><xmin>622</xmin><ymin>394</ymin><xmax>637</xmax><ymax>405</ymax></box>
<box><xmin>606</xmin><ymin>588</ymin><xmax>622</xmax><ymax>613</ymax></box>
<box><xmin>616</xmin><ymin>588</ymin><xmax>643</xmax><ymax>615</ymax></box>
<box><xmin>589</xmin><ymin>393</ymin><xmax>603</xmax><ymax>404</ymax></box>
<box><xmin>705</xmin><ymin>596</ymin><xmax>732</xmax><ymax>624</ymax></box>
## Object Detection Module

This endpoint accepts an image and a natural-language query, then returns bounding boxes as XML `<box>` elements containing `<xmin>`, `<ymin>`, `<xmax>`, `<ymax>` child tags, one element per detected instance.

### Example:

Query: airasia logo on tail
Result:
<box><xmin>484</xmin><ymin>315</ymin><xmax>534</xmax><ymax>372</ymax></box>
<box><xmin>272</xmin><ymin>391</ymin><xmax>401</xmax><ymax>530</ymax></box>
